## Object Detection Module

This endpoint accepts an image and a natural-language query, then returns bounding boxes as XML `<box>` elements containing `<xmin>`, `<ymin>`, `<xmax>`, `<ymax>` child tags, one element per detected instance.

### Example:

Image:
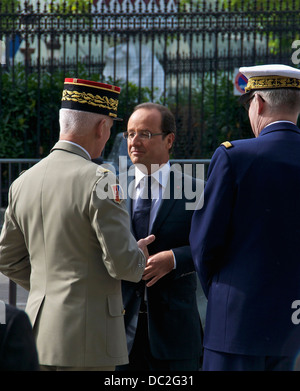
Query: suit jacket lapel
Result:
<box><xmin>151</xmin><ymin>168</ymin><xmax>182</xmax><ymax>235</ymax></box>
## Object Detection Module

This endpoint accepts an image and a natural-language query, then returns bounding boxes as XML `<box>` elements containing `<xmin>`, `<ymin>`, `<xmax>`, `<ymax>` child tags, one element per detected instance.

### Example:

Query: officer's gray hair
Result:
<box><xmin>257</xmin><ymin>89</ymin><xmax>300</xmax><ymax>113</ymax></box>
<box><xmin>59</xmin><ymin>108</ymin><xmax>106</xmax><ymax>136</ymax></box>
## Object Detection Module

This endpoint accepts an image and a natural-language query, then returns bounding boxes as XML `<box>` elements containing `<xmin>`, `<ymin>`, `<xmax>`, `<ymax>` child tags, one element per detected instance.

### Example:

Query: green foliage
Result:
<box><xmin>201</xmin><ymin>73</ymin><xmax>252</xmax><ymax>152</ymax></box>
<box><xmin>0</xmin><ymin>0</ymin><xmax>20</xmax><ymax>12</ymax></box>
<box><xmin>224</xmin><ymin>0</ymin><xmax>296</xmax><ymax>9</ymax></box>
<box><xmin>0</xmin><ymin>0</ymin><xmax>20</xmax><ymax>30</ymax></box>
<box><xmin>0</xmin><ymin>64</ymin><xmax>155</xmax><ymax>158</ymax></box>
<box><xmin>0</xmin><ymin>64</ymin><xmax>64</xmax><ymax>158</ymax></box>
<box><xmin>223</xmin><ymin>0</ymin><xmax>300</xmax><ymax>56</ymax></box>
<box><xmin>48</xmin><ymin>0</ymin><xmax>93</xmax><ymax>12</ymax></box>
<box><xmin>168</xmin><ymin>73</ymin><xmax>252</xmax><ymax>158</ymax></box>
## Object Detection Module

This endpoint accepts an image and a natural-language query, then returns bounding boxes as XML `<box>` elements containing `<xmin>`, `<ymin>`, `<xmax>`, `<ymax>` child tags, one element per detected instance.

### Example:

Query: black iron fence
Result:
<box><xmin>0</xmin><ymin>0</ymin><xmax>300</xmax><ymax>161</ymax></box>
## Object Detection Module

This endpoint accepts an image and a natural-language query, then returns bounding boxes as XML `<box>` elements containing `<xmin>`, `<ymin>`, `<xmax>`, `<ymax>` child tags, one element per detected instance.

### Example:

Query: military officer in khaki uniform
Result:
<box><xmin>0</xmin><ymin>78</ymin><xmax>154</xmax><ymax>371</ymax></box>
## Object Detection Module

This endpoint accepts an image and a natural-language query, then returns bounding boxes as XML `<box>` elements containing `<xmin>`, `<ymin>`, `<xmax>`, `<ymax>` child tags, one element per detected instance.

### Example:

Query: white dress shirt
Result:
<box><xmin>133</xmin><ymin>162</ymin><xmax>176</xmax><ymax>269</ymax></box>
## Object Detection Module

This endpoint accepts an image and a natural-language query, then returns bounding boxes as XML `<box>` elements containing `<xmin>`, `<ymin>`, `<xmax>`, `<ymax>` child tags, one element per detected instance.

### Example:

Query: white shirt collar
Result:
<box><xmin>59</xmin><ymin>140</ymin><xmax>91</xmax><ymax>160</ymax></box>
<box><xmin>134</xmin><ymin>162</ymin><xmax>170</xmax><ymax>189</ymax></box>
<box><xmin>266</xmin><ymin>120</ymin><xmax>295</xmax><ymax>127</ymax></box>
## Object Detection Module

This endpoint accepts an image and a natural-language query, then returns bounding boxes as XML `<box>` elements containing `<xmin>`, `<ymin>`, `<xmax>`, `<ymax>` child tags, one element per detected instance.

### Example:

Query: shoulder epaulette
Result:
<box><xmin>96</xmin><ymin>165</ymin><xmax>110</xmax><ymax>175</ymax></box>
<box><xmin>221</xmin><ymin>141</ymin><xmax>233</xmax><ymax>149</ymax></box>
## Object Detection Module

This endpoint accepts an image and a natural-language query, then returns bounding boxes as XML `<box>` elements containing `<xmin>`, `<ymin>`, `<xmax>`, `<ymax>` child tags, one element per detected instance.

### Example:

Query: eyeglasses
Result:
<box><xmin>123</xmin><ymin>131</ymin><xmax>165</xmax><ymax>140</ymax></box>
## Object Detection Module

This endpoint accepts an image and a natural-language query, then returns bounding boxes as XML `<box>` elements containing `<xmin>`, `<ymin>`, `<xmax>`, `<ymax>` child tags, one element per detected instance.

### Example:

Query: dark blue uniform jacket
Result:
<box><xmin>190</xmin><ymin>122</ymin><xmax>300</xmax><ymax>357</ymax></box>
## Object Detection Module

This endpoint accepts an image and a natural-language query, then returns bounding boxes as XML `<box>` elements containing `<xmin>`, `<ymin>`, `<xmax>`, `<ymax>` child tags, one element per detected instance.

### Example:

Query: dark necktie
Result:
<box><xmin>132</xmin><ymin>175</ymin><xmax>152</xmax><ymax>240</ymax></box>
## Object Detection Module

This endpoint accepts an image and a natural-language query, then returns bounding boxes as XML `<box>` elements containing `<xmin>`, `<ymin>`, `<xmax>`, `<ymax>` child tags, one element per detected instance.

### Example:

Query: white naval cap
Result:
<box><xmin>239</xmin><ymin>64</ymin><xmax>300</xmax><ymax>104</ymax></box>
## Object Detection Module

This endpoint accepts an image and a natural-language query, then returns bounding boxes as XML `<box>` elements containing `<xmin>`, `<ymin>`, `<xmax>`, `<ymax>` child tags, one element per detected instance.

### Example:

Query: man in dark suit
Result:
<box><xmin>0</xmin><ymin>302</ymin><xmax>39</xmax><ymax>370</ymax></box>
<box><xmin>117</xmin><ymin>102</ymin><xmax>203</xmax><ymax>371</ymax></box>
<box><xmin>189</xmin><ymin>64</ymin><xmax>300</xmax><ymax>371</ymax></box>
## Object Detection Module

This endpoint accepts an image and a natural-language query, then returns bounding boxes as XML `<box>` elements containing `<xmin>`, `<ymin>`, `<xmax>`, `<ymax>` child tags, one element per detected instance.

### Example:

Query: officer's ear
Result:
<box><xmin>95</xmin><ymin>118</ymin><xmax>107</xmax><ymax>139</ymax></box>
<box><xmin>256</xmin><ymin>94</ymin><xmax>265</xmax><ymax>115</ymax></box>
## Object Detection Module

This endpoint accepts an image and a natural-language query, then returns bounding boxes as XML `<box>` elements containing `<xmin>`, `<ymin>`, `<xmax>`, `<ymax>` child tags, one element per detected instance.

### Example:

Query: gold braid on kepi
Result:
<box><xmin>238</xmin><ymin>64</ymin><xmax>300</xmax><ymax>105</ymax></box>
<box><xmin>61</xmin><ymin>78</ymin><xmax>122</xmax><ymax>121</ymax></box>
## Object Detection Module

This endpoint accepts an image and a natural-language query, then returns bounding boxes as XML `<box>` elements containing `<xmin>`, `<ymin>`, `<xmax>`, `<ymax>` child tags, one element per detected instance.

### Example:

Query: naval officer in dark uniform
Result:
<box><xmin>189</xmin><ymin>64</ymin><xmax>300</xmax><ymax>371</ymax></box>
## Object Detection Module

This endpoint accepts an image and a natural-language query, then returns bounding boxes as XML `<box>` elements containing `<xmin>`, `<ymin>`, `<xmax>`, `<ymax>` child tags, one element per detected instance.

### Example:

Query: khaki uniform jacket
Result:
<box><xmin>0</xmin><ymin>141</ymin><xmax>146</xmax><ymax>367</ymax></box>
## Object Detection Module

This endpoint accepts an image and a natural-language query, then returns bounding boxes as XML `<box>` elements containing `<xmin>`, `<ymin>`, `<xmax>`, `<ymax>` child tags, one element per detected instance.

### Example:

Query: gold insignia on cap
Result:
<box><xmin>62</xmin><ymin>90</ymin><xmax>119</xmax><ymax>112</ymax></box>
<box><xmin>221</xmin><ymin>141</ymin><xmax>233</xmax><ymax>149</ymax></box>
<box><xmin>245</xmin><ymin>76</ymin><xmax>300</xmax><ymax>92</ymax></box>
<box><xmin>61</xmin><ymin>78</ymin><xmax>122</xmax><ymax>120</ymax></box>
